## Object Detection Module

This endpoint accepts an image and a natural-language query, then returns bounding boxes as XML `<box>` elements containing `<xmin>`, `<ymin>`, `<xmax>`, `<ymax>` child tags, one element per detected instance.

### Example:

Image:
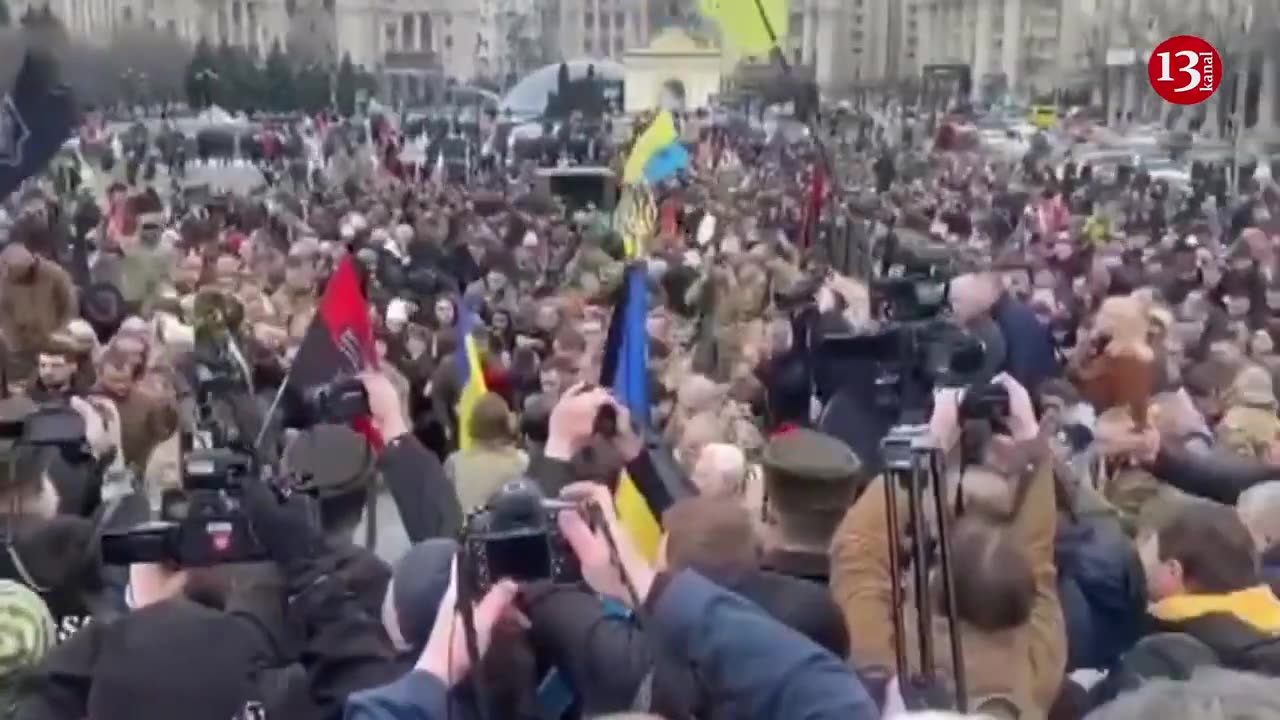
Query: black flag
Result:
<box><xmin>0</xmin><ymin>49</ymin><xmax>77</xmax><ymax>203</ymax></box>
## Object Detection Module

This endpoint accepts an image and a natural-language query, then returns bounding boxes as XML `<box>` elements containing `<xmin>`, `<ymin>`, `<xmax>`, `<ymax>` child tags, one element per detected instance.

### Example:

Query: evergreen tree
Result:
<box><xmin>0</xmin><ymin>0</ymin><xmax>11</xmax><ymax>28</ymax></box>
<box><xmin>334</xmin><ymin>52</ymin><xmax>356</xmax><ymax>117</ymax></box>
<box><xmin>264</xmin><ymin>39</ymin><xmax>295</xmax><ymax>111</ymax></box>
<box><xmin>185</xmin><ymin>37</ymin><xmax>217</xmax><ymax>108</ymax></box>
<box><xmin>295</xmin><ymin>63</ymin><xmax>331</xmax><ymax>113</ymax></box>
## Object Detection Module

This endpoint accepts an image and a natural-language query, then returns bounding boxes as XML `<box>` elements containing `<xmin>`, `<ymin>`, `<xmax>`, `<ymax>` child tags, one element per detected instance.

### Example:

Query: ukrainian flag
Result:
<box><xmin>599</xmin><ymin>189</ymin><xmax>667</xmax><ymax>560</ymax></box>
<box><xmin>622</xmin><ymin>110</ymin><xmax>688</xmax><ymax>186</ymax></box>
<box><xmin>606</xmin><ymin>264</ymin><xmax>665</xmax><ymax>560</ymax></box>
<box><xmin>455</xmin><ymin>306</ymin><xmax>488</xmax><ymax>452</ymax></box>
<box><xmin>698</xmin><ymin>0</ymin><xmax>788</xmax><ymax>55</ymax></box>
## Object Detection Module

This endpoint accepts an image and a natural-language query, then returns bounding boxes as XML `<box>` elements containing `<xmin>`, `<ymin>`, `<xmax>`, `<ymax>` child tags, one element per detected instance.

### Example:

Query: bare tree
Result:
<box><xmin>1195</xmin><ymin>0</ymin><xmax>1253</xmax><ymax>139</ymax></box>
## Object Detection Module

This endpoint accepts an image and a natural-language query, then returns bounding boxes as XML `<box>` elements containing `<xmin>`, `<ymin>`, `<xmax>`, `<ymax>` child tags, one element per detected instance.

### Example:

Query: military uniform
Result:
<box><xmin>759</xmin><ymin>428</ymin><xmax>863</xmax><ymax>585</ymax></box>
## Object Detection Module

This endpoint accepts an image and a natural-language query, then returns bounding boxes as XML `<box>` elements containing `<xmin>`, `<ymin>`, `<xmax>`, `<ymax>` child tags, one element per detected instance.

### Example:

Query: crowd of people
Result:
<box><xmin>0</xmin><ymin>83</ymin><xmax>1277</xmax><ymax>720</ymax></box>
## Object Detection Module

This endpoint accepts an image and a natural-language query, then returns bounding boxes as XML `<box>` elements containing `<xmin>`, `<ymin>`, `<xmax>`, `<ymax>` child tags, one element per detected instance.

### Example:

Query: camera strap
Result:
<box><xmin>5</xmin><ymin>543</ymin><xmax>48</xmax><ymax>593</ymax></box>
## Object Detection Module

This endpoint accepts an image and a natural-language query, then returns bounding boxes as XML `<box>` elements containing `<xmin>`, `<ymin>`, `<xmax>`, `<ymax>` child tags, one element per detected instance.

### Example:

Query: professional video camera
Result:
<box><xmin>818</xmin><ymin>240</ymin><xmax>987</xmax><ymax>421</ymax></box>
<box><xmin>816</xmin><ymin>242</ymin><xmax>995</xmax><ymax>712</ymax></box>
<box><xmin>0</xmin><ymin>404</ymin><xmax>92</xmax><ymax>462</ymax></box>
<box><xmin>459</xmin><ymin>479</ymin><xmax>582</xmax><ymax>595</ymax></box>
<box><xmin>100</xmin><ymin>448</ymin><xmax>283</xmax><ymax>566</ymax></box>
<box><xmin>104</xmin><ymin>296</ymin><xmax>318</xmax><ymax>566</ymax></box>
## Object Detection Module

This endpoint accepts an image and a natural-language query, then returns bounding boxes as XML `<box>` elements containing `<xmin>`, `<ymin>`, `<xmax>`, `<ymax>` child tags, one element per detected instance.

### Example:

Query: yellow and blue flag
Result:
<box><xmin>455</xmin><ymin>306</ymin><xmax>488</xmax><ymax>451</ymax></box>
<box><xmin>600</xmin><ymin>188</ymin><xmax>672</xmax><ymax>560</ymax></box>
<box><xmin>698</xmin><ymin>0</ymin><xmax>788</xmax><ymax>55</ymax></box>
<box><xmin>622</xmin><ymin>110</ymin><xmax>688</xmax><ymax>186</ymax></box>
<box><xmin>603</xmin><ymin>263</ymin><xmax>664</xmax><ymax>559</ymax></box>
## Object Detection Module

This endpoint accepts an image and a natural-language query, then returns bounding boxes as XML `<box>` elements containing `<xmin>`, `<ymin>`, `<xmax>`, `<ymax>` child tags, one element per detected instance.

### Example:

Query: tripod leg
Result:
<box><xmin>931</xmin><ymin>452</ymin><xmax>967</xmax><ymax>712</ymax></box>
<box><xmin>908</xmin><ymin>459</ymin><xmax>935</xmax><ymax>679</ymax></box>
<box><xmin>883</xmin><ymin>472</ymin><xmax>910</xmax><ymax>682</ymax></box>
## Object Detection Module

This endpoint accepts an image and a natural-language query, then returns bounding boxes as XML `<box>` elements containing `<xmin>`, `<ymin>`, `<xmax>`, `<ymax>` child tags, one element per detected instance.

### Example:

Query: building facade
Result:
<box><xmin>13</xmin><ymin>0</ymin><xmax>316</xmax><ymax>56</ymax></box>
<box><xmin>778</xmin><ymin>0</ymin><xmax>1091</xmax><ymax>97</ymax></box>
<box><xmin>552</xmin><ymin>0</ymin><xmax>654</xmax><ymax>61</ymax></box>
<box><xmin>905</xmin><ymin>0</ymin><xmax>1092</xmax><ymax>98</ymax></box>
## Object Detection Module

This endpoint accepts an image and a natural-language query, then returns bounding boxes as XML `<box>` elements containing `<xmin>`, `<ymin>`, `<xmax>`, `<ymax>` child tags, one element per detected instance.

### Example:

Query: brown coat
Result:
<box><xmin>829</xmin><ymin>462</ymin><xmax>1066</xmax><ymax>717</ymax></box>
<box><xmin>0</xmin><ymin>260</ymin><xmax>77</xmax><ymax>355</ymax></box>
<box><xmin>111</xmin><ymin>388</ymin><xmax>179</xmax><ymax>470</ymax></box>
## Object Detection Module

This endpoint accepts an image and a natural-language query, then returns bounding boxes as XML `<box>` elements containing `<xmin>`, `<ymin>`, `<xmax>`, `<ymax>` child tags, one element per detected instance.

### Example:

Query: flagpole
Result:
<box><xmin>745</xmin><ymin>0</ymin><xmax>838</xmax><ymax>258</ymax></box>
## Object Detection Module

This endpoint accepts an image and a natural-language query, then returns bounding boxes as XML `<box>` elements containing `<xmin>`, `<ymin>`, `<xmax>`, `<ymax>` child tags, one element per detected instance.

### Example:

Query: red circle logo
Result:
<box><xmin>1148</xmin><ymin>35</ymin><xmax>1222</xmax><ymax>105</ymax></box>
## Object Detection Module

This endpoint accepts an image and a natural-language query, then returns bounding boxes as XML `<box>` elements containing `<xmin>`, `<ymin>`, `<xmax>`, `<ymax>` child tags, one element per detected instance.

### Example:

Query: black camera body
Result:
<box><xmin>960</xmin><ymin>382</ymin><xmax>1010</xmax><ymax>424</ymax></box>
<box><xmin>460</xmin><ymin>479</ymin><xmax>581</xmax><ymax>595</ymax></box>
<box><xmin>959</xmin><ymin>381</ymin><xmax>1011</xmax><ymax>437</ymax></box>
<box><xmin>101</xmin><ymin>448</ymin><xmax>270</xmax><ymax>567</ymax></box>
<box><xmin>300</xmin><ymin>375</ymin><xmax>370</xmax><ymax>427</ymax></box>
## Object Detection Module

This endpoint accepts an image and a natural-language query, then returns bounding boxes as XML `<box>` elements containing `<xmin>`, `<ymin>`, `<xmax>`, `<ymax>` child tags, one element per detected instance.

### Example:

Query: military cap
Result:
<box><xmin>761</xmin><ymin>428</ymin><xmax>862</xmax><ymax>513</ymax></box>
<box><xmin>283</xmin><ymin>424</ymin><xmax>376</xmax><ymax>500</ymax></box>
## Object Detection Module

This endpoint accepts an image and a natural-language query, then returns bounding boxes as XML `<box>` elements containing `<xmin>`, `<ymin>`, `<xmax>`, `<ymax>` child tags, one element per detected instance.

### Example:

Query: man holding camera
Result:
<box><xmin>950</xmin><ymin>268</ymin><xmax>1060</xmax><ymax>397</ymax></box>
<box><xmin>830</xmin><ymin>374</ymin><xmax>1066</xmax><ymax>717</ymax></box>
<box><xmin>9</xmin><ymin>370</ymin><xmax>458</xmax><ymax>719</ymax></box>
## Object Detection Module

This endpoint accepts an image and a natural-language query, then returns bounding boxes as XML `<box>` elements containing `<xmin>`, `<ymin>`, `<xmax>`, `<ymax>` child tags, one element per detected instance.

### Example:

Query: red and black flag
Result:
<box><xmin>800</xmin><ymin>162</ymin><xmax>827</xmax><ymax>249</ymax></box>
<box><xmin>285</xmin><ymin>256</ymin><xmax>382</xmax><ymax>448</ymax></box>
<box><xmin>0</xmin><ymin>49</ymin><xmax>78</xmax><ymax>202</ymax></box>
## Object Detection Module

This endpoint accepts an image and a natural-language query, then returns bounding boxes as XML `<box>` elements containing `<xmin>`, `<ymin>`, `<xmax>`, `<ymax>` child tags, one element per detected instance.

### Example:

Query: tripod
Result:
<box><xmin>880</xmin><ymin>423</ymin><xmax>967</xmax><ymax>712</ymax></box>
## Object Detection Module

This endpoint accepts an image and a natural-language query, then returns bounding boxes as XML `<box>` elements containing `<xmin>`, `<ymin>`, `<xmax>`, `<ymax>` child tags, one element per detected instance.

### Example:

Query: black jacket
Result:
<box><xmin>380</xmin><ymin>433</ymin><xmax>462</xmax><ymax>543</ymax></box>
<box><xmin>0</xmin><ymin>514</ymin><xmax>107</xmax><ymax>634</ymax></box>
<box><xmin>521</xmin><ymin>582</ymin><xmax>701</xmax><ymax>718</ymax></box>
<box><xmin>523</xmin><ymin>569</ymin><xmax>849</xmax><ymax>719</ymax></box>
<box><xmin>14</xmin><ymin>553</ymin><xmax>401</xmax><ymax>720</ymax></box>
<box><xmin>1147</xmin><ymin>444</ymin><xmax>1280</xmax><ymax>505</ymax></box>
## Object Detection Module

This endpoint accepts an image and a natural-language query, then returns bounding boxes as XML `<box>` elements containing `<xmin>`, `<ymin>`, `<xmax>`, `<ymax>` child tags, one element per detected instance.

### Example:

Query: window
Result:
<box><xmin>167</xmin><ymin>18</ymin><xmax>176</xmax><ymax>32</ymax></box>
<box><xmin>445</xmin><ymin>34</ymin><xmax>453</xmax><ymax>49</ymax></box>
<box><xmin>615</xmin><ymin>11</ymin><xmax>625</xmax><ymax>27</ymax></box>
<box><xmin>614</xmin><ymin>34</ymin><xmax>624</xmax><ymax>51</ymax></box>
<box><xmin>584</xmin><ymin>38</ymin><xmax>593</xmax><ymax>53</ymax></box>
<box><xmin>584</xmin><ymin>11</ymin><xmax>594</xmax><ymax>28</ymax></box>
<box><xmin>792</xmin><ymin>48</ymin><xmax>801</xmax><ymax>64</ymax></box>
<box><xmin>789</xmin><ymin>12</ymin><xmax>802</xmax><ymax>28</ymax></box>
<box><xmin>601</xmin><ymin>12</ymin><xmax>609</xmax><ymax>28</ymax></box>
<box><xmin>386</xmin><ymin>23</ymin><xmax>397</xmax><ymax>50</ymax></box>
<box><xmin>851</xmin><ymin>30</ymin><xmax>863</xmax><ymax>41</ymax></box>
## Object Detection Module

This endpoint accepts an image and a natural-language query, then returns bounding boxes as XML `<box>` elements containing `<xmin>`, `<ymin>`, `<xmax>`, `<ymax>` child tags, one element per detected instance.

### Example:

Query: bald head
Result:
<box><xmin>948</xmin><ymin>272</ymin><xmax>1001</xmax><ymax>324</ymax></box>
<box><xmin>691</xmin><ymin>443</ymin><xmax>747</xmax><ymax>498</ymax></box>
